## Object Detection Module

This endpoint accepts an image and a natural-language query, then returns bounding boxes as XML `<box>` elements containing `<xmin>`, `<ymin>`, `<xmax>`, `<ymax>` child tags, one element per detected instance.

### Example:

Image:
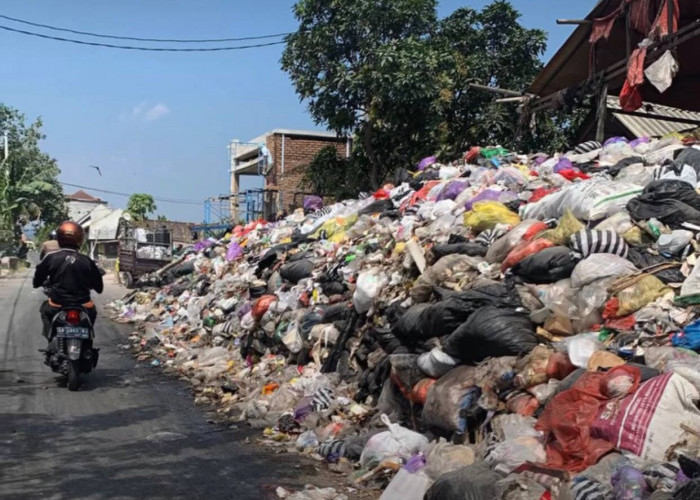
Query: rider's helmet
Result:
<box><xmin>56</xmin><ymin>221</ymin><xmax>84</xmax><ymax>249</ymax></box>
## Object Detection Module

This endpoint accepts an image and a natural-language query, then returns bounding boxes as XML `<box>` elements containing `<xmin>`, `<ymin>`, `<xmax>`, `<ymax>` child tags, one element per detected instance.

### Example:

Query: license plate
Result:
<box><xmin>56</xmin><ymin>327</ymin><xmax>90</xmax><ymax>339</ymax></box>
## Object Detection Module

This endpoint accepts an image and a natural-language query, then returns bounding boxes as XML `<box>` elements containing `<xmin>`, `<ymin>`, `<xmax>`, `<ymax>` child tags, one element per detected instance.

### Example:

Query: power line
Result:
<box><xmin>0</xmin><ymin>13</ymin><xmax>292</xmax><ymax>43</ymax></box>
<box><xmin>61</xmin><ymin>182</ymin><xmax>203</xmax><ymax>206</ymax></box>
<box><xmin>0</xmin><ymin>24</ymin><xmax>287</xmax><ymax>51</ymax></box>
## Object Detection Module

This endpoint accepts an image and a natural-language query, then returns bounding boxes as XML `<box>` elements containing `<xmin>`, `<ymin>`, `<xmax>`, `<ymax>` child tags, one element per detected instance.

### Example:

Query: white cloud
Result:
<box><xmin>132</xmin><ymin>101</ymin><xmax>147</xmax><ymax>117</ymax></box>
<box><xmin>144</xmin><ymin>103</ymin><xmax>170</xmax><ymax>121</ymax></box>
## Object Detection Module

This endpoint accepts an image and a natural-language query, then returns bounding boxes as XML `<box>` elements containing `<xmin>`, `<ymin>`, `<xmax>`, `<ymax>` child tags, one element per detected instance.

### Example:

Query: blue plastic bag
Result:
<box><xmin>673</xmin><ymin>320</ymin><xmax>700</xmax><ymax>351</ymax></box>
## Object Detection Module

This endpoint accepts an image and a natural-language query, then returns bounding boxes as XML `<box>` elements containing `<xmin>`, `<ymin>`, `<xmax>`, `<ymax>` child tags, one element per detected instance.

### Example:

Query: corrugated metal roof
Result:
<box><xmin>608</xmin><ymin>96</ymin><xmax>700</xmax><ymax>137</ymax></box>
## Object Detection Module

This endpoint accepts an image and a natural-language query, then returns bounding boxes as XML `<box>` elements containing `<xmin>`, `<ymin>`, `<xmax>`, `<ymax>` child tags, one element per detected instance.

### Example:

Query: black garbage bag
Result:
<box><xmin>674</xmin><ymin>147</ymin><xmax>700</xmax><ymax>174</ymax></box>
<box><xmin>626</xmin><ymin>248</ymin><xmax>685</xmax><ymax>283</ymax></box>
<box><xmin>432</xmin><ymin>242</ymin><xmax>487</xmax><ymax>259</ymax></box>
<box><xmin>359</xmin><ymin>198</ymin><xmax>393</xmax><ymax>215</ymax></box>
<box><xmin>674</xmin><ymin>479</ymin><xmax>700</xmax><ymax>500</ymax></box>
<box><xmin>393</xmin><ymin>283</ymin><xmax>520</xmax><ymax>341</ymax></box>
<box><xmin>370</xmin><ymin>328</ymin><xmax>405</xmax><ymax>355</ymax></box>
<box><xmin>443</xmin><ymin>306</ymin><xmax>536</xmax><ymax>362</ymax></box>
<box><xmin>609</xmin><ymin>156</ymin><xmax>644</xmax><ymax>177</ymax></box>
<box><xmin>171</xmin><ymin>260</ymin><xmax>195</xmax><ymax>277</ymax></box>
<box><xmin>321</xmin><ymin>281</ymin><xmax>346</xmax><ymax>296</ymax></box>
<box><xmin>627</xmin><ymin>179</ymin><xmax>700</xmax><ymax>228</ymax></box>
<box><xmin>511</xmin><ymin>246</ymin><xmax>579</xmax><ymax>283</ymax></box>
<box><xmin>424</xmin><ymin>463</ymin><xmax>502</xmax><ymax>500</ymax></box>
<box><xmin>280</xmin><ymin>259</ymin><xmax>314</xmax><ymax>284</ymax></box>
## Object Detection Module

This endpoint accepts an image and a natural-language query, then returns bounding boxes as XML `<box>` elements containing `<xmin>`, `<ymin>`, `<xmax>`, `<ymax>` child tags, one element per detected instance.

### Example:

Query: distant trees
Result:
<box><xmin>0</xmin><ymin>103</ymin><xmax>66</xmax><ymax>243</ymax></box>
<box><xmin>127</xmin><ymin>193</ymin><xmax>157</xmax><ymax>221</ymax></box>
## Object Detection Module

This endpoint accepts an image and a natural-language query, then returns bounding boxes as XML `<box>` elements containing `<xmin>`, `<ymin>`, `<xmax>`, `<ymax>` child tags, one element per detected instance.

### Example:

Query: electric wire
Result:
<box><xmin>61</xmin><ymin>182</ymin><xmax>203</xmax><ymax>206</ymax></box>
<box><xmin>0</xmin><ymin>24</ymin><xmax>287</xmax><ymax>51</ymax></box>
<box><xmin>0</xmin><ymin>13</ymin><xmax>292</xmax><ymax>43</ymax></box>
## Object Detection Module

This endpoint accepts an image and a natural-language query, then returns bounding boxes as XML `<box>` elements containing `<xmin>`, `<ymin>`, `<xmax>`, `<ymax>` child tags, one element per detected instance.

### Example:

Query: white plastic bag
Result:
<box><xmin>379</xmin><ymin>468</ymin><xmax>430</xmax><ymax>500</ymax></box>
<box><xmin>417</xmin><ymin>348</ymin><xmax>459</xmax><ymax>378</ymax></box>
<box><xmin>558</xmin><ymin>332</ymin><xmax>603</xmax><ymax>368</ymax></box>
<box><xmin>353</xmin><ymin>269</ymin><xmax>389</xmax><ymax>314</ymax></box>
<box><xmin>680</xmin><ymin>263</ymin><xmax>700</xmax><ymax>298</ymax></box>
<box><xmin>282</xmin><ymin>323</ymin><xmax>303</xmax><ymax>353</ymax></box>
<box><xmin>657</xmin><ymin>230</ymin><xmax>693</xmax><ymax>257</ymax></box>
<box><xmin>595</xmin><ymin>212</ymin><xmax>634</xmax><ymax>235</ymax></box>
<box><xmin>570</xmin><ymin>254</ymin><xmax>637</xmax><ymax>288</ymax></box>
<box><xmin>486</xmin><ymin>436</ymin><xmax>546</xmax><ymax>474</ymax></box>
<box><xmin>645</xmin><ymin>50</ymin><xmax>679</xmax><ymax>93</ymax></box>
<box><xmin>359</xmin><ymin>414</ymin><xmax>429</xmax><ymax>468</ymax></box>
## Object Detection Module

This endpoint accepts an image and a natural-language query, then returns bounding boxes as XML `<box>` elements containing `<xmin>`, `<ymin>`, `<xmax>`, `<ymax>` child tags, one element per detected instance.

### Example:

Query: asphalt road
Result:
<box><xmin>0</xmin><ymin>270</ymin><xmax>340</xmax><ymax>500</ymax></box>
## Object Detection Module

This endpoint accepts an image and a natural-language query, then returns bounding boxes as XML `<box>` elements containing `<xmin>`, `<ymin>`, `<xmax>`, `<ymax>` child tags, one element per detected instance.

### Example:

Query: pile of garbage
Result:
<box><xmin>109</xmin><ymin>135</ymin><xmax>700</xmax><ymax>499</ymax></box>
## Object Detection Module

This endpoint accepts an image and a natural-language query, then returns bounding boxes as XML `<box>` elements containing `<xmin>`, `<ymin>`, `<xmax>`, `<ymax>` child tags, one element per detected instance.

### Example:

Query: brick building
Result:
<box><xmin>230</xmin><ymin>129</ymin><xmax>351</xmax><ymax>220</ymax></box>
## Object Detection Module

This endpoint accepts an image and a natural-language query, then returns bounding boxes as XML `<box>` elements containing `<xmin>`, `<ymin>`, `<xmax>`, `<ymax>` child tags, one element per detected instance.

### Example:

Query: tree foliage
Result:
<box><xmin>127</xmin><ymin>193</ymin><xmax>156</xmax><ymax>221</ymax></box>
<box><xmin>0</xmin><ymin>103</ymin><xmax>66</xmax><ymax>242</ymax></box>
<box><xmin>283</xmin><ymin>0</ymin><xmax>581</xmax><ymax>190</ymax></box>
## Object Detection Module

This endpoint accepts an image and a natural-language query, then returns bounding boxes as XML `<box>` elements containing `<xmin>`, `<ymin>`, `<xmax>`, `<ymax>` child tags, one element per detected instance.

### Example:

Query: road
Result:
<box><xmin>0</xmin><ymin>270</ymin><xmax>342</xmax><ymax>500</ymax></box>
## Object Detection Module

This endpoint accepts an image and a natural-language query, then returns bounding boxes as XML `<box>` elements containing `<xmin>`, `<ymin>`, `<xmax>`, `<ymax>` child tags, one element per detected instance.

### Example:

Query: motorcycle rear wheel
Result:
<box><xmin>67</xmin><ymin>360</ymin><xmax>80</xmax><ymax>391</ymax></box>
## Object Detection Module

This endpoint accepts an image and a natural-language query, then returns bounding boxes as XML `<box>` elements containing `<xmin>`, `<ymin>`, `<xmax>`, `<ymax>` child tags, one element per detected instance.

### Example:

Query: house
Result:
<box><xmin>78</xmin><ymin>205</ymin><xmax>123</xmax><ymax>260</ymax></box>
<box><xmin>66</xmin><ymin>190</ymin><xmax>107</xmax><ymax>222</ymax></box>
<box><xmin>229</xmin><ymin>129</ymin><xmax>351</xmax><ymax>221</ymax></box>
<box><xmin>526</xmin><ymin>0</ymin><xmax>700</xmax><ymax>141</ymax></box>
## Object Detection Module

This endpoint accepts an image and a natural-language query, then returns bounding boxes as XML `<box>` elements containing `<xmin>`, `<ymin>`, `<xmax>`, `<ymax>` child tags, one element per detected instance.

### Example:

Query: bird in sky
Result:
<box><xmin>89</xmin><ymin>165</ymin><xmax>102</xmax><ymax>176</ymax></box>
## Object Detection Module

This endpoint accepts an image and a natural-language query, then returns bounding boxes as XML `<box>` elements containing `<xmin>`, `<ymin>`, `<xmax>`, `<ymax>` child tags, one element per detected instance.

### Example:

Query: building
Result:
<box><xmin>66</xmin><ymin>190</ymin><xmax>107</xmax><ymax>222</ymax></box>
<box><xmin>78</xmin><ymin>205</ymin><xmax>123</xmax><ymax>261</ymax></box>
<box><xmin>229</xmin><ymin>129</ymin><xmax>351</xmax><ymax>221</ymax></box>
<box><xmin>526</xmin><ymin>0</ymin><xmax>700</xmax><ymax>141</ymax></box>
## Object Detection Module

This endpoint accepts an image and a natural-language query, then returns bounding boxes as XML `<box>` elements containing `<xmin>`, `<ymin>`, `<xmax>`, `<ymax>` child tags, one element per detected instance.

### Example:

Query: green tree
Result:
<box><xmin>283</xmin><ymin>0</ymin><xmax>581</xmax><ymax>188</ymax></box>
<box><xmin>156</xmin><ymin>214</ymin><xmax>168</xmax><ymax>221</ymax></box>
<box><xmin>0</xmin><ymin>103</ymin><xmax>66</xmax><ymax>243</ymax></box>
<box><xmin>127</xmin><ymin>193</ymin><xmax>156</xmax><ymax>221</ymax></box>
<box><xmin>282</xmin><ymin>0</ymin><xmax>444</xmax><ymax>189</ymax></box>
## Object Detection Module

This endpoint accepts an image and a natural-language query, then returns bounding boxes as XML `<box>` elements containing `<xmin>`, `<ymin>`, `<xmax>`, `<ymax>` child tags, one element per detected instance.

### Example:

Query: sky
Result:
<box><xmin>0</xmin><ymin>0</ymin><xmax>591</xmax><ymax>222</ymax></box>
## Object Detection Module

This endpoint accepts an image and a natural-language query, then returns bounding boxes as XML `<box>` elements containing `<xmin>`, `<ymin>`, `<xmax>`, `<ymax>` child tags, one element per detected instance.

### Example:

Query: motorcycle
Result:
<box><xmin>41</xmin><ymin>306</ymin><xmax>99</xmax><ymax>391</ymax></box>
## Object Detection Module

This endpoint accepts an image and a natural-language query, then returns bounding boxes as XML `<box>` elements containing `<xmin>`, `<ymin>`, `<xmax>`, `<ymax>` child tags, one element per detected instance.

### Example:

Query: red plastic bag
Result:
<box><xmin>402</xmin><ymin>180</ymin><xmax>441</xmax><ymax>210</ymax></box>
<box><xmin>557</xmin><ymin>169</ymin><xmax>591</xmax><ymax>182</ymax></box>
<box><xmin>620</xmin><ymin>79</ymin><xmax>643</xmax><ymax>112</ymax></box>
<box><xmin>465</xmin><ymin>146</ymin><xmax>481</xmax><ymax>164</ymax></box>
<box><xmin>545</xmin><ymin>353</ymin><xmax>577</xmax><ymax>380</ymax></box>
<box><xmin>529</xmin><ymin>187</ymin><xmax>558</xmax><ymax>203</ymax></box>
<box><xmin>535</xmin><ymin>365</ymin><xmax>641</xmax><ymax>472</ymax></box>
<box><xmin>252</xmin><ymin>294</ymin><xmax>276</xmax><ymax>320</ymax></box>
<box><xmin>522</xmin><ymin>221</ymin><xmax>549</xmax><ymax>242</ymax></box>
<box><xmin>502</xmin><ymin>238</ymin><xmax>555</xmax><ymax>272</ymax></box>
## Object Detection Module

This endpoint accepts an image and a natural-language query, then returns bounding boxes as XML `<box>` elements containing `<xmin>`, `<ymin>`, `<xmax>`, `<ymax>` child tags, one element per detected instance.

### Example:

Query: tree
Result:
<box><xmin>127</xmin><ymin>194</ymin><xmax>156</xmax><ymax>221</ymax></box>
<box><xmin>156</xmin><ymin>214</ymin><xmax>168</xmax><ymax>221</ymax></box>
<box><xmin>282</xmin><ymin>1</ymin><xmax>581</xmax><ymax>188</ymax></box>
<box><xmin>282</xmin><ymin>0</ymin><xmax>443</xmax><ymax>189</ymax></box>
<box><xmin>1</xmin><ymin>103</ymin><xmax>66</xmax><ymax>243</ymax></box>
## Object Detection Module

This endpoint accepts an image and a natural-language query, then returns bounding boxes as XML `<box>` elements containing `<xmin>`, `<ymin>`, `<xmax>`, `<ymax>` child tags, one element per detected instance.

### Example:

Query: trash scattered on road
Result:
<box><xmin>108</xmin><ymin>135</ymin><xmax>700</xmax><ymax>497</ymax></box>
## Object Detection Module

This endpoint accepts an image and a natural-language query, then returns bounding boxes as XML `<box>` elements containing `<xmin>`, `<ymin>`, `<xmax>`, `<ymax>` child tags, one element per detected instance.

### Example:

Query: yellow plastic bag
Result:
<box><xmin>622</xmin><ymin>226</ymin><xmax>644</xmax><ymax>246</ymax></box>
<box><xmin>616</xmin><ymin>275</ymin><xmax>670</xmax><ymax>316</ymax></box>
<box><xmin>463</xmin><ymin>201</ymin><xmax>520</xmax><ymax>234</ymax></box>
<box><xmin>538</xmin><ymin>209</ymin><xmax>584</xmax><ymax>246</ymax></box>
<box><xmin>312</xmin><ymin>214</ymin><xmax>358</xmax><ymax>240</ymax></box>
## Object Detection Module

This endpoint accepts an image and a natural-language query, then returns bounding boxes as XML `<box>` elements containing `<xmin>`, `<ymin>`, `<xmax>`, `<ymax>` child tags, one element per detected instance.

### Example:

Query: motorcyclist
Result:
<box><xmin>32</xmin><ymin>221</ymin><xmax>104</xmax><ymax>340</ymax></box>
<box><xmin>39</xmin><ymin>230</ymin><xmax>60</xmax><ymax>260</ymax></box>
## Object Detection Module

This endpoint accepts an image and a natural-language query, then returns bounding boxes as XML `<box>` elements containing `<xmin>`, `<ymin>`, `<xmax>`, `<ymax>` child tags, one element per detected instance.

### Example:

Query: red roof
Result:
<box><xmin>66</xmin><ymin>190</ymin><xmax>103</xmax><ymax>203</ymax></box>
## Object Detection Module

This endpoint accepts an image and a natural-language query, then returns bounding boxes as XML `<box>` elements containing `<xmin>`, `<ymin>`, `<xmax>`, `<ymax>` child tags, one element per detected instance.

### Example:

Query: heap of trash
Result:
<box><xmin>109</xmin><ymin>135</ymin><xmax>700</xmax><ymax>500</ymax></box>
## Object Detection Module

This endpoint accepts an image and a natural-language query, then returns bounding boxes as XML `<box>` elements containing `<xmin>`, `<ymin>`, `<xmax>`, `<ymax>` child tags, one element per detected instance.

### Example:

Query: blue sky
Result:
<box><xmin>0</xmin><ymin>0</ymin><xmax>590</xmax><ymax>222</ymax></box>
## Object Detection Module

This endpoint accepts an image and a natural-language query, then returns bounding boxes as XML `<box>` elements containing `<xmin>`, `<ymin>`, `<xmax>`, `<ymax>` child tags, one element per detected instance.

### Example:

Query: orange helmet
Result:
<box><xmin>56</xmin><ymin>221</ymin><xmax>84</xmax><ymax>249</ymax></box>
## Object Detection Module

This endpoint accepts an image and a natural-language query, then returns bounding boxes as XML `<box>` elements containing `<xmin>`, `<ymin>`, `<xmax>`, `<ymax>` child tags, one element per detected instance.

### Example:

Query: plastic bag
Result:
<box><xmin>570</xmin><ymin>229</ymin><xmax>629</xmax><ymax>259</ymax></box>
<box><xmin>511</xmin><ymin>246</ymin><xmax>578</xmax><ymax>283</ymax></box>
<box><xmin>417</xmin><ymin>348</ymin><xmax>459</xmax><ymax>378</ymax></box>
<box><xmin>614</xmin><ymin>275</ymin><xmax>670</xmax><ymax>317</ymax></box>
<box><xmin>424</xmin><ymin>439</ymin><xmax>476</xmax><ymax>480</ymax></box>
<box><xmin>538</xmin><ymin>209</ymin><xmax>585</xmax><ymax>246</ymax></box>
<box><xmin>680</xmin><ymin>263</ymin><xmax>700</xmax><ymax>299</ymax></box>
<box><xmin>673</xmin><ymin>320</ymin><xmax>700</xmax><ymax>351</ymax></box>
<box><xmin>463</xmin><ymin>201</ymin><xmax>520</xmax><ymax>234</ymax></box>
<box><xmin>596</xmin><ymin>211</ymin><xmax>635</xmax><ymax>235</ymax></box>
<box><xmin>226</xmin><ymin>241</ymin><xmax>243</xmax><ymax>261</ymax></box>
<box><xmin>657</xmin><ymin>229</ymin><xmax>693</xmax><ymax>257</ymax></box>
<box><xmin>570</xmin><ymin>254</ymin><xmax>637</xmax><ymax>288</ymax></box>
<box><xmin>486</xmin><ymin>436</ymin><xmax>546</xmax><ymax>474</ymax></box>
<box><xmin>522</xmin><ymin>178</ymin><xmax>643</xmax><ymax>221</ymax></box>
<box><xmin>558</xmin><ymin>332</ymin><xmax>603</xmax><ymax>368</ymax></box>
<box><xmin>359</xmin><ymin>414</ymin><xmax>429</xmax><ymax>468</ymax></box>
<box><xmin>645</xmin><ymin>50</ymin><xmax>679</xmax><ymax>93</ymax></box>
<box><xmin>486</xmin><ymin>219</ymin><xmax>545</xmax><ymax>264</ymax></box>
<box><xmin>354</xmin><ymin>269</ymin><xmax>388</xmax><ymax>314</ymax></box>
<box><xmin>379</xmin><ymin>466</ymin><xmax>430</xmax><ymax>500</ymax></box>
<box><xmin>424</xmin><ymin>462</ymin><xmax>501</xmax><ymax>500</ymax></box>
<box><xmin>501</xmin><ymin>238</ymin><xmax>555</xmax><ymax>272</ymax></box>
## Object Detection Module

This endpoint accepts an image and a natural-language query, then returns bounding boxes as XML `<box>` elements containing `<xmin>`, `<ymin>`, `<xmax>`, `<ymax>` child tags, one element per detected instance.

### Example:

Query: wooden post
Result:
<box><xmin>596</xmin><ymin>84</ymin><xmax>608</xmax><ymax>143</ymax></box>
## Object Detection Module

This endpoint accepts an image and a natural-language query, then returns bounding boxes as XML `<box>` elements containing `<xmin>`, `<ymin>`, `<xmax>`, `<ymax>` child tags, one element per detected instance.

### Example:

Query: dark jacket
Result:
<box><xmin>32</xmin><ymin>248</ymin><xmax>104</xmax><ymax>305</ymax></box>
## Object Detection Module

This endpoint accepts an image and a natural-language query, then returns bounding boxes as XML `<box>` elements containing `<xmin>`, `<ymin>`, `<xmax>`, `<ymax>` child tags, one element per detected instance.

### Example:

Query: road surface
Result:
<box><xmin>0</xmin><ymin>270</ymin><xmax>343</xmax><ymax>500</ymax></box>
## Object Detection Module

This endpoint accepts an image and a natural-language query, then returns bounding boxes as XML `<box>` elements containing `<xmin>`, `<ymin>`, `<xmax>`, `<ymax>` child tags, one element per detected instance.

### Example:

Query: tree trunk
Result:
<box><xmin>363</xmin><ymin>124</ymin><xmax>380</xmax><ymax>190</ymax></box>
